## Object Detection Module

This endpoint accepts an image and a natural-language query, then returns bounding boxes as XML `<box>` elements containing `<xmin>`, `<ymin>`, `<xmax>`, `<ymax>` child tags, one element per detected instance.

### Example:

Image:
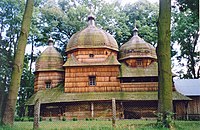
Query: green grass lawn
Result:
<box><xmin>0</xmin><ymin>120</ymin><xmax>200</xmax><ymax>130</ymax></box>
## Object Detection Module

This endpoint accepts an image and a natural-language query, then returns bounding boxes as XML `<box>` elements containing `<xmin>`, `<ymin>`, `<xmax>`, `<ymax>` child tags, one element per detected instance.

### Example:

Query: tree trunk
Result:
<box><xmin>0</xmin><ymin>86</ymin><xmax>5</xmax><ymax>122</ymax></box>
<box><xmin>157</xmin><ymin>0</ymin><xmax>173</xmax><ymax>128</ymax></box>
<box><xmin>112</xmin><ymin>98</ymin><xmax>116</xmax><ymax>128</ymax></box>
<box><xmin>29</xmin><ymin>36</ymin><xmax>34</xmax><ymax>73</ymax></box>
<box><xmin>2</xmin><ymin>0</ymin><xmax>34</xmax><ymax>126</ymax></box>
<box><xmin>33</xmin><ymin>99</ymin><xmax>40</xmax><ymax>130</ymax></box>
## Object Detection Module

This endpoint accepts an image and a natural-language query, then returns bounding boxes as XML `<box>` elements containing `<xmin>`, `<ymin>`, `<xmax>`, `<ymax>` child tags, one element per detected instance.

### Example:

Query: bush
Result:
<box><xmin>14</xmin><ymin>116</ymin><xmax>21</xmax><ymax>122</ymax></box>
<box><xmin>28</xmin><ymin>117</ymin><xmax>34</xmax><ymax>122</ymax></box>
<box><xmin>62</xmin><ymin>117</ymin><xmax>66</xmax><ymax>121</ymax></box>
<box><xmin>49</xmin><ymin>117</ymin><xmax>52</xmax><ymax>121</ymax></box>
<box><xmin>155</xmin><ymin>111</ymin><xmax>174</xmax><ymax>128</ymax></box>
<box><xmin>40</xmin><ymin>116</ymin><xmax>42</xmax><ymax>121</ymax></box>
<box><xmin>72</xmin><ymin>118</ymin><xmax>77</xmax><ymax>121</ymax></box>
<box><xmin>20</xmin><ymin>117</ymin><xmax>24</xmax><ymax>122</ymax></box>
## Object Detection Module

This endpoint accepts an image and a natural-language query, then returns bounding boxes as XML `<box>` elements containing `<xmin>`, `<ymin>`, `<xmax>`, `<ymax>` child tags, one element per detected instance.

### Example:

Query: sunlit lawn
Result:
<box><xmin>1</xmin><ymin>120</ymin><xmax>200</xmax><ymax>130</ymax></box>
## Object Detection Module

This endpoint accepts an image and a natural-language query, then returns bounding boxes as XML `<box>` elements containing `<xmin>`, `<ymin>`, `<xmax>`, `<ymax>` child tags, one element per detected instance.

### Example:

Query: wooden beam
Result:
<box><xmin>33</xmin><ymin>98</ymin><xmax>40</xmax><ymax>130</ymax></box>
<box><xmin>91</xmin><ymin>102</ymin><xmax>94</xmax><ymax>118</ymax></box>
<box><xmin>112</xmin><ymin>98</ymin><xmax>116</xmax><ymax>128</ymax></box>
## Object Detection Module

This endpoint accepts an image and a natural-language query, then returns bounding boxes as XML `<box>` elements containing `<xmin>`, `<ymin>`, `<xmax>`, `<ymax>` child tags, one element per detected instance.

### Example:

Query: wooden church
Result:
<box><xmin>27</xmin><ymin>12</ymin><xmax>190</xmax><ymax>120</ymax></box>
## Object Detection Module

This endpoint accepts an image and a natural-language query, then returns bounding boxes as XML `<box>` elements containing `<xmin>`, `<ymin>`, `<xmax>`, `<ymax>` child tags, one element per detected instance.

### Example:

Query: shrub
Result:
<box><xmin>40</xmin><ymin>116</ymin><xmax>42</xmax><ymax>121</ymax></box>
<box><xmin>62</xmin><ymin>117</ymin><xmax>66</xmax><ymax>121</ymax></box>
<box><xmin>72</xmin><ymin>118</ymin><xmax>77</xmax><ymax>121</ymax></box>
<box><xmin>14</xmin><ymin>116</ymin><xmax>21</xmax><ymax>122</ymax></box>
<box><xmin>155</xmin><ymin>111</ymin><xmax>174</xmax><ymax>128</ymax></box>
<box><xmin>28</xmin><ymin>117</ymin><xmax>34</xmax><ymax>122</ymax></box>
<box><xmin>49</xmin><ymin>117</ymin><xmax>52</xmax><ymax>121</ymax></box>
<box><xmin>20</xmin><ymin>117</ymin><xmax>24</xmax><ymax>122</ymax></box>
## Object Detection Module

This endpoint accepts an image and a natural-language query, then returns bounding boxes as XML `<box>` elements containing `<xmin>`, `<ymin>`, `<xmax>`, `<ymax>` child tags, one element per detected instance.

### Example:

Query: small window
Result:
<box><xmin>45</xmin><ymin>82</ymin><xmax>51</xmax><ymax>89</ymax></box>
<box><xmin>89</xmin><ymin>76</ymin><xmax>96</xmax><ymax>86</ymax></box>
<box><xmin>137</xmin><ymin>60</ymin><xmax>143</xmax><ymax>66</ymax></box>
<box><xmin>89</xmin><ymin>54</ymin><xmax>94</xmax><ymax>58</ymax></box>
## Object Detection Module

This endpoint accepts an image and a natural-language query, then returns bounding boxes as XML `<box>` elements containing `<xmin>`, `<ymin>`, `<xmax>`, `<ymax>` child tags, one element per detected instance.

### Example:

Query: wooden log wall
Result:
<box><xmin>34</xmin><ymin>71</ymin><xmax>64</xmax><ymax>92</ymax></box>
<box><xmin>120</xmin><ymin>49</ymin><xmax>156</xmax><ymax>60</ymax></box>
<box><xmin>64</xmin><ymin>66</ymin><xmax>120</xmax><ymax>93</ymax></box>
<box><xmin>121</xmin><ymin>82</ymin><xmax>158</xmax><ymax>92</ymax></box>
<box><xmin>187</xmin><ymin>96</ymin><xmax>200</xmax><ymax>115</ymax></box>
<box><xmin>174</xmin><ymin>97</ymin><xmax>200</xmax><ymax>120</ymax></box>
<box><xmin>67</xmin><ymin>48</ymin><xmax>117</xmax><ymax>59</ymax></box>
<box><xmin>40</xmin><ymin>101</ymin><xmax>122</xmax><ymax>120</ymax></box>
<box><xmin>123</xmin><ymin>101</ymin><xmax>157</xmax><ymax>119</ymax></box>
<box><xmin>125</xmin><ymin>58</ymin><xmax>153</xmax><ymax>67</ymax></box>
<box><xmin>174</xmin><ymin>101</ymin><xmax>187</xmax><ymax>119</ymax></box>
<box><xmin>39</xmin><ymin>101</ymin><xmax>160</xmax><ymax>120</ymax></box>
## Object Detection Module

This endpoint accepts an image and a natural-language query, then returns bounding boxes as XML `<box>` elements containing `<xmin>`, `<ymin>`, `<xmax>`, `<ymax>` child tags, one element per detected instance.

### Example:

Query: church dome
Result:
<box><xmin>119</xmin><ymin>27</ymin><xmax>157</xmax><ymax>60</ymax></box>
<box><xmin>35</xmin><ymin>38</ymin><xmax>64</xmax><ymax>72</ymax></box>
<box><xmin>66</xmin><ymin>13</ymin><xmax>118</xmax><ymax>52</ymax></box>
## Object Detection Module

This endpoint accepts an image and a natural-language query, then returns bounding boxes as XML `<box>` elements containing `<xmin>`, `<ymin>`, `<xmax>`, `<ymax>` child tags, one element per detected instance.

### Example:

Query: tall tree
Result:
<box><xmin>123</xmin><ymin>0</ymin><xmax>159</xmax><ymax>46</ymax></box>
<box><xmin>16</xmin><ymin>55</ymin><xmax>34</xmax><ymax>118</ymax></box>
<box><xmin>172</xmin><ymin>0</ymin><xmax>199</xmax><ymax>79</ymax></box>
<box><xmin>2</xmin><ymin>0</ymin><xmax>34</xmax><ymax>125</ymax></box>
<box><xmin>0</xmin><ymin>0</ymin><xmax>25</xmax><ymax>122</ymax></box>
<box><xmin>157</xmin><ymin>0</ymin><xmax>172</xmax><ymax>128</ymax></box>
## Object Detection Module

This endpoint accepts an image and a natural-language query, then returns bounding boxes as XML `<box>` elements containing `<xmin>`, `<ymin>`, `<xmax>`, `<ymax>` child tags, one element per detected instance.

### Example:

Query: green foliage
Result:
<box><xmin>0</xmin><ymin>0</ymin><xmax>25</xmax><ymax>121</ymax></box>
<box><xmin>62</xmin><ymin>117</ymin><xmax>66</xmax><ymax>121</ymax></box>
<box><xmin>72</xmin><ymin>118</ymin><xmax>78</xmax><ymax>121</ymax></box>
<box><xmin>155</xmin><ymin>112</ymin><xmax>174</xmax><ymax>128</ymax></box>
<box><xmin>49</xmin><ymin>117</ymin><xmax>52</xmax><ymax>122</ymax></box>
<box><xmin>177</xmin><ymin>0</ymin><xmax>199</xmax><ymax>15</ymax></box>
<box><xmin>171</xmin><ymin>0</ymin><xmax>199</xmax><ymax>78</ymax></box>
<box><xmin>40</xmin><ymin>116</ymin><xmax>42</xmax><ymax>121</ymax></box>
<box><xmin>14</xmin><ymin>116</ymin><xmax>21</xmax><ymax>122</ymax></box>
<box><xmin>123</xmin><ymin>0</ymin><xmax>159</xmax><ymax>46</ymax></box>
<box><xmin>16</xmin><ymin>55</ymin><xmax>34</xmax><ymax>118</ymax></box>
<box><xmin>28</xmin><ymin>117</ymin><xmax>34</xmax><ymax>122</ymax></box>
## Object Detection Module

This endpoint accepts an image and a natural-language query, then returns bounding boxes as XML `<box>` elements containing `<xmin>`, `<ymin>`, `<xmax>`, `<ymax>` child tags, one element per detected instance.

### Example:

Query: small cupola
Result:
<box><xmin>119</xmin><ymin>25</ymin><xmax>157</xmax><ymax>61</ymax></box>
<box><xmin>35</xmin><ymin>37</ymin><xmax>64</xmax><ymax>72</ymax></box>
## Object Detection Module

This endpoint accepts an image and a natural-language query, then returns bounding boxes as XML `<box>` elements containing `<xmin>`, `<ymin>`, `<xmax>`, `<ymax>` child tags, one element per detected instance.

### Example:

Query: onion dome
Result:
<box><xmin>119</xmin><ymin>26</ymin><xmax>157</xmax><ymax>60</ymax></box>
<box><xmin>66</xmin><ymin>11</ymin><xmax>118</xmax><ymax>52</ymax></box>
<box><xmin>35</xmin><ymin>37</ymin><xmax>64</xmax><ymax>72</ymax></box>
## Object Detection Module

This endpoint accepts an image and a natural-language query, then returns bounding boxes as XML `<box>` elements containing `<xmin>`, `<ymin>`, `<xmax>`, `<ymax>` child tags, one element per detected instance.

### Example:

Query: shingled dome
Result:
<box><xmin>35</xmin><ymin>38</ymin><xmax>64</xmax><ymax>72</ymax></box>
<box><xmin>66</xmin><ymin>12</ymin><xmax>118</xmax><ymax>52</ymax></box>
<box><xmin>119</xmin><ymin>27</ymin><xmax>157</xmax><ymax>60</ymax></box>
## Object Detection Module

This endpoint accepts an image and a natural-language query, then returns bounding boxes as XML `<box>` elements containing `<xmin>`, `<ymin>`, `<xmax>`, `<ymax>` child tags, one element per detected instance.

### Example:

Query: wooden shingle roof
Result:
<box><xmin>66</xmin><ymin>23</ymin><xmax>118</xmax><ymax>52</ymax></box>
<box><xmin>63</xmin><ymin>55</ymin><xmax>120</xmax><ymax>67</ymax></box>
<box><xmin>119</xmin><ymin>62</ymin><xmax>158</xmax><ymax>77</ymax></box>
<box><xmin>119</xmin><ymin>28</ymin><xmax>156</xmax><ymax>60</ymax></box>
<box><xmin>35</xmin><ymin>39</ymin><xmax>64</xmax><ymax>72</ymax></box>
<box><xmin>26</xmin><ymin>85</ymin><xmax>191</xmax><ymax>105</ymax></box>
